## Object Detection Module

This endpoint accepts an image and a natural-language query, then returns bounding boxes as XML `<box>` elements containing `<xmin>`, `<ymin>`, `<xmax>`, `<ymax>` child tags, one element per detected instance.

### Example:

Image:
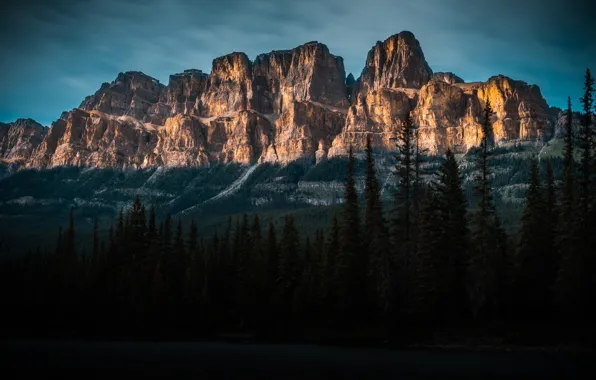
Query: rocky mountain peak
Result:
<box><xmin>432</xmin><ymin>72</ymin><xmax>465</xmax><ymax>85</ymax></box>
<box><xmin>356</xmin><ymin>31</ymin><xmax>433</xmax><ymax>95</ymax></box>
<box><xmin>0</xmin><ymin>118</ymin><xmax>47</xmax><ymax>163</ymax></box>
<box><xmin>4</xmin><ymin>31</ymin><xmax>557</xmax><ymax>170</ymax></box>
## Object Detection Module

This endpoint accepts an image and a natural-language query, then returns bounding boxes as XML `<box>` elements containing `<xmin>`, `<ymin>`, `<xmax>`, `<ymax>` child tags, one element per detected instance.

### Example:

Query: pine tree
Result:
<box><xmin>65</xmin><ymin>207</ymin><xmax>77</xmax><ymax>272</ymax></box>
<box><xmin>337</xmin><ymin>146</ymin><xmax>363</xmax><ymax>323</ymax></box>
<box><xmin>174</xmin><ymin>217</ymin><xmax>185</xmax><ymax>258</ymax></box>
<box><xmin>435</xmin><ymin>148</ymin><xmax>469</xmax><ymax>323</ymax></box>
<box><xmin>322</xmin><ymin>215</ymin><xmax>340</xmax><ymax>322</ymax></box>
<box><xmin>517</xmin><ymin>158</ymin><xmax>549</xmax><ymax>320</ymax></box>
<box><xmin>116</xmin><ymin>208</ymin><xmax>125</xmax><ymax>249</ymax></box>
<box><xmin>148</xmin><ymin>204</ymin><xmax>157</xmax><ymax>241</ymax></box>
<box><xmin>414</xmin><ymin>189</ymin><xmax>442</xmax><ymax>322</ymax></box>
<box><xmin>244</xmin><ymin>215</ymin><xmax>263</xmax><ymax>327</ymax></box>
<box><xmin>577</xmin><ymin>68</ymin><xmax>595</xmax><ymax>320</ymax></box>
<box><xmin>162</xmin><ymin>213</ymin><xmax>173</xmax><ymax>257</ymax></box>
<box><xmin>297</xmin><ymin>235</ymin><xmax>317</xmax><ymax>326</ymax></box>
<box><xmin>364</xmin><ymin>134</ymin><xmax>393</xmax><ymax>323</ymax></box>
<box><xmin>578</xmin><ymin>68</ymin><xmax>594</xmax><ymax>219</ymax></box>
<box><xmin>555</xmin><ymin>97</ymin><xmax>581</xmax><ymax>320</ymax></box>
<box><xmin>188</xmin><ymin>219</ymin><xmax>199</xmax><ymax>257</ymax></box>
<box><xmin>108</xmin><ymin>224</ymin><xmax>115</xmax><ymax>260</ymax></box>
<box><xmin>128</xmin><ymin>196</ymin><xmax>147</xmax><ymax>259</ymax></box>
<box><xmin>562</xmin><ymin>96</ymin><xmax>575</xmax><ymax>205</ymax></box>
<box><xmin>543</xmin><ymin>159</ymin><xmax>558</xmax><ymax>308</ymax></box>
<box><xmin>278</xmin><ymin>215</ymin><xmax>301</xmax><ymax>323</ymax></box>
<box><xmin>468</xmin><ymin>100</ymin><xmax>508</xmax><ymax>321</ymax></box>
<box><xmin>92</xmin><ymin>217</ymin><xmax>100</xmax><ymax>269</ymax></box>
<box><xmin>265</xmin><ymin>222</ymin><xmax>279</xmax><ymax>309</ymax></box>
<box><xmin>393</xmin><ymin>112</ymin><xmax>417</xmax><ymax>317</ymax></box>
<box><xmin>55</xmin><ymin>226</ymin><xmax>63</xmax><ymax>257</ymax></box>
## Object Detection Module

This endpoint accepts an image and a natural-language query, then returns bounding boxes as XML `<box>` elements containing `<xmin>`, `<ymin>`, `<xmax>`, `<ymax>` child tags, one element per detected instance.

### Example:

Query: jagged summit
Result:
<box><xmin>0</xmin><ymin>31</ymin><xmax>554</xmax><ymax>169</ymax></box>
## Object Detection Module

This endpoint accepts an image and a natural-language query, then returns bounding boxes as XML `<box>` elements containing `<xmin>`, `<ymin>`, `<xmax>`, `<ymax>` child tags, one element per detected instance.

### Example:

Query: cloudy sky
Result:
<box><xmin>1</xmin><ymin>0</ymin><xmax>594</xmax><ymax>126</ymax></box>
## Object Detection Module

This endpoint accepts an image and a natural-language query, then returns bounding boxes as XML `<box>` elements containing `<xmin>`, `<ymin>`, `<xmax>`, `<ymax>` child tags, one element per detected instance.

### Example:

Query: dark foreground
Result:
<box><xmin>0</xmin><ymin>341</ymin><xmax>593</xmax><ymax>379</ymax></box>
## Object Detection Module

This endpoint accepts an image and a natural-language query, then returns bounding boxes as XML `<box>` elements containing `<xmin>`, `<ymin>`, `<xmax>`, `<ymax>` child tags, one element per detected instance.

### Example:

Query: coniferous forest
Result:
<box><xmin>1</xmin><ymin>70</ymin><xmax>595</xmax><ymax>347</ymax></box>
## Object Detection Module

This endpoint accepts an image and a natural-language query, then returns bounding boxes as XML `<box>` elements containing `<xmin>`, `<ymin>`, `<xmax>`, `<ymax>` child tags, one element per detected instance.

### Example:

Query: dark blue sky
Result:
<box><xmin>1</xmin><ymin>0</ymin><xmax>594</xmax><ymax>126</ymax></box>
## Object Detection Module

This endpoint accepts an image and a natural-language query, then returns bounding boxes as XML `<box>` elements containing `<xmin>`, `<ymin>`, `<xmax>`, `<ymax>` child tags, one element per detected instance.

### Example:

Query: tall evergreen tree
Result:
<box><xmin>517</xmin><ymin>158</ymin><xmax>550</xmax><ymax>320</ymax></box>
<box><xmin>128</xmin><ymin>196</ymin><xmax>147</xmax><ymax>260</ymax></box>
<box><xmin>364</xmin><ymin>135</ymin><xmax>393</xmax><ymax>323</ymax></box>
<box><xmin>578</xmin><ymin>68</ymin><xmax>594</xmax><ymax>219</ymax></box>
<box><xmin>435</xmin><ymin>148</ymin><xmax>469</xmax><ymax>323</ymax></box>
<box><xmin>562</xmin><ymin>96</ymin><xmax>575</xmax><ymax>205</ymax></box>
<box><xmin>265</xmin><ymin>222</ymin><xmax>279</xmax><ymax>311</ymax></box>
<box><xmin>337</xmin><ymin>146</ymin><xmax>363</xmax><ymax>322</ymax></box>
<box><xmin>393</xmin><ymin>112</ymin><xmax>417</xmax><ymax>317</ymax></box>
<box><xmin>65</xmin><ymin>207</ymin><xmax>77</xmax><ymax>271</ymax></box>
<box><xmin>555</xmin><ymin>98</ymin><xmax>581</xmax><ymax>320</ymax></box>
<box><xmin>468</xmin><ymin>100</ymin><xmax>508</xmax><ymax>321</ymax></box>
<box><xmin>116</xmin><ymin>208</ymin><xmax>125</xmax><ymax>249</ymax></box>
<box><xmin>578</xmin><ymin>68</ymin><xmax>595</xmax><ymax>314</ymax></box>
<box><xmin>108</xmin><ymin>224</ymin><xmax>115</xmax><ymax>260</ymax></box>
<box><xmin>174</xmin><ymin>217</ymin><xmax>185</xmax><ymax>258</ymax></box>
<box><xmin>543</xmin><ymin>159</ymin><xmax>558</xmax><ymax>304</ymax></box>
<box><xmin>55</xmin><ymin>226</ymin><xmax>63</xmax><ymax>257</ymax></box>
<box><xmin>148</xmin><ymin>204</ymin><xmax>157</xmax><ymax>241</ymax></box>
<box><xmin>188</xmin><ymin>219</ymin><xmax>199</xmax><ymax>257</ymax></box>
<box><xmin>92</xmin><ymin>217</ymin><xmax>100</xmax><ymax>268</ymax></box>
<box><xmin>322</xmin><ymin>215</ymin><xmax>340</xmax><ymax>322</ymax></box>
<box><xmin>414</xmin><ymin>189</ymin><xmax>442</xmax><ymax>321</ymax></box>
<box><xmin>278</xmin><ymin>215</ymin><xmax>301</xmax><ymax>326</ymax></box>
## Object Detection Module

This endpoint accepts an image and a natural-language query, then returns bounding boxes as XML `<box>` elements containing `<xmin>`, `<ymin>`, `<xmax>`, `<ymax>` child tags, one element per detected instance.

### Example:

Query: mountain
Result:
<box><xmin>0</xmin><ymin>31</ymin><xmax>570</xmax><ymax>254</ymax></box>
<box><xmin>0</xmin><ymin>31</ymin><xmax>556</xmax><ymax>170</ymax></box>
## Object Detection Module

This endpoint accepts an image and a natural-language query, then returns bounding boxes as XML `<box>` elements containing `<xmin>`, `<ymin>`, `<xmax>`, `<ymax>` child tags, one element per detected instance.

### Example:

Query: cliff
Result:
<box><xmin>4</xmin><ymin>31</ymin><xmax>555</xmax><ymax>169</ymax></box>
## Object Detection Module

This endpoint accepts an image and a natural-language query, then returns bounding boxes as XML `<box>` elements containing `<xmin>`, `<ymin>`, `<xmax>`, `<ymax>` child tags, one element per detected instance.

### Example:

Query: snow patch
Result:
<box><xmin>178</xmin><ymin>163</ymin><xmax>260</xmax><ymax>215</ymax></box>
<box><xmin>207</xmin><ymin>163</ymin><xmax>260</xmax><ymax>202</ymax></box>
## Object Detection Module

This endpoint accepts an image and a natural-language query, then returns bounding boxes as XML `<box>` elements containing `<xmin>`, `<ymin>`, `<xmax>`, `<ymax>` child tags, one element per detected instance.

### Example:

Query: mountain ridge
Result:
<box><xmin>1</xmin><ymin>31</ymin><xmax>558</xmax><ymax>170</ymax></box>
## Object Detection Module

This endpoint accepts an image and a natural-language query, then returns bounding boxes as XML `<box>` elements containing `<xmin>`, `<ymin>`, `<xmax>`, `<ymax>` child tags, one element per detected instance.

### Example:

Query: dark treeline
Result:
<box><xmin>1</xmin><ymin>70</ymin><xmax>595</xmax><ymax>345</ymax></box>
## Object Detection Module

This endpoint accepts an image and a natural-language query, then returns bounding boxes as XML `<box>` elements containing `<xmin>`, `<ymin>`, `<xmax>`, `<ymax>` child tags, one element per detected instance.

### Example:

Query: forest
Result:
<box><xmin>0</xmin><ymin>70</ymin><xmax>595</xmax><ymax>347</ymax></box>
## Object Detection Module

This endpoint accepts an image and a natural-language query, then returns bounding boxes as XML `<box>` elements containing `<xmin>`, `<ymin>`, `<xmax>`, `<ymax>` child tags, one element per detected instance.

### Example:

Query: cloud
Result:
<box><xmin>61</xmin><ymin>76</ymin><xmax>91</xmax><ymax>90</ymax></box>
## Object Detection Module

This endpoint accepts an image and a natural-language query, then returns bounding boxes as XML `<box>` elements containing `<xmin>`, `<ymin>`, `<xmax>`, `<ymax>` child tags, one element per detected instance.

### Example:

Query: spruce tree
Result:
<box><xmin>517</xmin><ymin>158</ymin><xmax>549</xmax><ymax>320</ymax></box>
<box><xmin>578</xmin><ymin>68</ymin><xmax>594</xmax><ymax>219</ymax></box>
<box><xmin>364</xmin><ymin>135</ymin><xmax>393</xmax><ymax>323</ymax></box>
<box><xmin>414</xmin><ymin>188</ymin><xmax>442</xmax><ymax>322</ymax></box>
<box><xmin>555</xmin><ymin>98</ymin><xmax>581</xmax><ymax>320</ymax></box>
<box><xmin>148</xmin><ymin>204</ymin><xmax>157</xmax><ymax>241</ymax></box>
<box><xmin>435</xmin><ymin>148</ymin><xmax>469</xmax><ymax>323</ymax></box>
<box><xmin>278</xmin><ymin>215</ymin><xmax>301</xmax><ymax>326</ymax></box>
<box><xmin>55</xmin><ymin>226</ymin><xmax>63</xmax><ymax>257</ymax></box>
<box><xmin>65</xmin><ymin>207</ymin><xmax>77</xmax><ymax>273</ymax></box>
<box><xmin>128</xmin><ymin>196</ymin><xmax>147</xmax><ymax>260</ymax></box>
<box><xmin>337</xmin><ymin>146</ymin><xmax>363</xmax><ymax>323</ymax></box>
<box><xmin>468</xmin><ymin>100</ymin><xmax>508</xmax><ymax>321</ymax></box>
<box><xmin>562</xmin><ymin>96</ymin><xmax>575</xmax><ymax>204</ymax></box>
<box><xmin>393</xmin><ymin>112</ymin><xmax>417</xmax><ymax>317</ymax></box>
<box><xmin>297</xmin><ymin>236</ymin><xmax>316</xmax><ymax>326</ymax></box>
<box><xmin>543</xmin><ymin>159</ymin><xmax>558</xmax><ymax>309</ymax></box>
<box><xmin>108</xmin><ymin>224</ymin><xmax>115</xmax><ymax>260</ymax></box>
<box><xmin>578</xmin><ymin>68</ymin><xmax>594</xmax><ymax>319</ymax></box>
<box><xmin>116</xmin><ymin>208</ymin><xmax>125</xmax><ymax>249</ymax></box>
<box><xmin>265</xmin><ymin>222</ymin><xmax>279</xmax><ymax>312</ymax></box>
<box><xmin>92</xmin><ymin>217</ymin><xmax>100</xmax><ymax>269</ymax></box>
<box><xmin>322</xmin><ymin>215</ymin><xmax>340</xmax><ymax>322</ymax></box>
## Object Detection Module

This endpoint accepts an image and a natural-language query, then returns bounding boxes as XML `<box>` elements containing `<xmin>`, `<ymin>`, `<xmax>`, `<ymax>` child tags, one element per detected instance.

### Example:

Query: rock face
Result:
<box><xmin>330</xmin><ymin>31</ymin><xmax>430</xmax><ymax>155</ymax></box>
<box><xmin>0</xmin><ymin>119</ymin><xmax>47</xmax><ymax>163</ymax></box>
<box><xmin>432</xmin><ymin>72</ymin><xmax>464</xmax><ymax>85</ymax></box>
<box><xmin>80</xmin><ymin>71</ymin><xmax>167</xmax><ymax>124</ymax></box>
<box><xmin>10</xmin><ymin>31</ymin><xmax>557</xmax><ymax>169</ymax></box>
<box><xmin>356</xmin><ymin>31</ymin><xmax>433</xmax><ymax>94</ymax></box>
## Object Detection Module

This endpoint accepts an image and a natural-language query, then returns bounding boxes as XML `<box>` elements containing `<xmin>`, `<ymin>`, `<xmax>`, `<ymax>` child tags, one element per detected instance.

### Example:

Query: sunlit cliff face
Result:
<box><xmin>0</xmin><ymin>32</ymin><xmax>554</xmax><ymax>169</ymax></box>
